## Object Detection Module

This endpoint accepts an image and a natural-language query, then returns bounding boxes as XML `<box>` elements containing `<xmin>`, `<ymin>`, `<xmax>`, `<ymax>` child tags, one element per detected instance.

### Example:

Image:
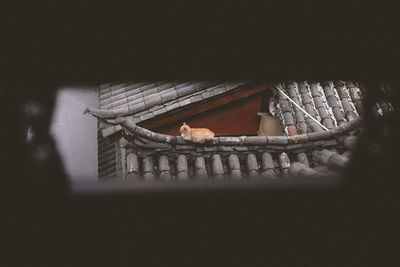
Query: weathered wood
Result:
<box><xmin>98</xmin><ymin>164</ymin><xmax>116</xmax><ymax>177</ymax></box>
<box><xmin>98</xmin><ymin>152</ymin><xmax>116</xmax><ymax>166</ymax></box>
<box><xmin>98</xmin><ymin>148</ymin><xmax>116</xmax><ymax>161</ymax></box>
<box><xmin>98</xmin><ymin>142</ymin><xmax>116</xmax><ymax>154</ymax></box>
<box><xmin>98</xmin><ymin>160</ymin><xmax>117</xmax><ymax>174</ymax></box>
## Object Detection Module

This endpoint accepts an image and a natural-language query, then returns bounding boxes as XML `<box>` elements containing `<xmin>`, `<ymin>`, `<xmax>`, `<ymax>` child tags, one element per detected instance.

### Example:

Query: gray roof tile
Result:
<box><xmin>165</xmin><ymin>102</ymin><xmax>180</xmax><ymax>111</ymax></box>
<box><xmin>201</xmin><ymin>91</ymin><xmax>215</xmax><ymax>99</ymax></box>
<box><xmin>178</xmin><ymin>98</ymin><xmax>192</xmax><ymax>107</ymax></box>
<box><xmin>139</xmin><ymin>113</ymin><xmax>154</xmax><ymax>121</ymax></box>
<box><xmin>194</xmin><ymin>156</ymin><xmax>208</xmax><ymax>178</ymax></box>
<box><xmin>128</xmin><ymin>102</ymin><xmax>146</xmax><ymax>113</ymax></box>
<box><xmin>152</xmin><ymin>107</ymin><xmax>168</xmax><ymax>116</ymax></box>
<box><xmin>213</xmin><ymin>85</ymin><xmax>227</xmax><ymax>95</ymax></box>
<box><xmin>160</xmin><ymin>90</ymin><xmax>178</xmax><ymax>102</ymax></box>
<box><xmin>126</xmin><ymin>88</ymin><xmax>142</xmax><ymax>97</ymax></box>
<box><xmin>125</xmin><ymin>82</ymin><xmax>144</xmax><ymax>92</ymax></box>
<box><xmin>140</xmin><ymin>83</ymin><xmax>157</xmax><ymax>92</ymax></box>
<box><xmin>144</xmin><ymin>95</ymin><xmax>162</xmax><ymax>107</ymax></box>
<box><xmin>174</xmin><ymin>81</ymin><xmax>192</xmax><ymax>89</ymax></box>
<box><xmin>211</xmin><ymin>154</ymin><xmax>224</xmax><ymax>178</ymax></box>
<box><xmin>100</xmin><ymin>92</ymin><xmax>112</xmax><ymax>101</ymax></box>
<box><xmin>190</xmin><ymin>94</ymin><xmax>204</xmax><ymax>103</ymax></box>
<box><xmin>176</xmin><ymin>84</ymin><xmax>195</xmax><ymax>97</ymax></box>
<box><xmin>142</xmin><ymin>88</ymin><xmax>158</xmax><ymax>97</ymax></box>
<box><xmin>111</xmin><ymin>87</ymin><xmax>126</xmax><ymax>96</ymax></box>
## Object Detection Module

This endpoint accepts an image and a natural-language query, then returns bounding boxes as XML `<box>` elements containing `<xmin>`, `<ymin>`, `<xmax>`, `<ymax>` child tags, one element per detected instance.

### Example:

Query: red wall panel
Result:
<box><xmin>152</xmin><ymin>93</ymin><xmax>263</xmax><ymax>136</ymax></box>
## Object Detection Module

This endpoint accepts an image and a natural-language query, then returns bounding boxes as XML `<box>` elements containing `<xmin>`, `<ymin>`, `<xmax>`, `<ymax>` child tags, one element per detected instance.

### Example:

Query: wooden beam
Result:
<box><xmin>141</xmin><ymin>83</ymin><xmax>272</xmax><ymax>130</ymax></box>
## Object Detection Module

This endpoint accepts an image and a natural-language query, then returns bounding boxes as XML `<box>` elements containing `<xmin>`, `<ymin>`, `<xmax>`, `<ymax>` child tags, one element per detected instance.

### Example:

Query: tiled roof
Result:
<box><xmin>271</xmin><ymin>81</ymin><xmax>363</xmax><ymax>136</ymax></box>
<box><xmin>85</xmin><ymin>81</ymin><xmax>252</xmax><ymax>137</ymax></box>
<box><xmin>113</xmin><ymin>116</ymin><xmax>362</xmax><ymax>180</ymax></box>
<box><xmin>90</xmin><ymin>80</ymin><xmax>394</xmax><ymax>181</ymax></box>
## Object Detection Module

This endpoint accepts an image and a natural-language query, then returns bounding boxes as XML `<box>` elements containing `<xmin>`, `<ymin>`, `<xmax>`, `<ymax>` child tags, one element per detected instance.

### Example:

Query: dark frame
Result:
<box><xmin>3</xmin><ymin>2</ymin><xmax>399</xmax><ymax>265</ymax></box>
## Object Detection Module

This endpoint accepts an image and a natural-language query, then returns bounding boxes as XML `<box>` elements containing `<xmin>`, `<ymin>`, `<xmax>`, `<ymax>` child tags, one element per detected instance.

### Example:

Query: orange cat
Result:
<box><xmin>179</xmin><ymin>122</ymin><xmax>214</xmax><ymax>143</ymax></box>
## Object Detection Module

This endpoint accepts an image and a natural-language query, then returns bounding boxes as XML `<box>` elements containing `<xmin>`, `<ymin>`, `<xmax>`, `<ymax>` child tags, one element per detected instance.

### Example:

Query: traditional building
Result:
<box><xmin>84</xmin><ymin>81</ymin><xmax>394</xmax><ymax>181</ymax></box>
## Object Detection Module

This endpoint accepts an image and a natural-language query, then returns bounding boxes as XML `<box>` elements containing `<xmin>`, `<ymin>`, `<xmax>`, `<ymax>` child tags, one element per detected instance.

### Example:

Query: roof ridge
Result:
<box><xmin>117</xmin><ymin>116</ymin><xmax>363</xmax><ymax>147</ymax></box>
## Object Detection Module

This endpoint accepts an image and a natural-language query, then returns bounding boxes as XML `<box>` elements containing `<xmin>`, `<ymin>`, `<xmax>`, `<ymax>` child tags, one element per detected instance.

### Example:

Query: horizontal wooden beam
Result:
<box><xmin>141</xmin><ymin>83</ymin><xmax>272</xmax><ymax>130</ymax></box>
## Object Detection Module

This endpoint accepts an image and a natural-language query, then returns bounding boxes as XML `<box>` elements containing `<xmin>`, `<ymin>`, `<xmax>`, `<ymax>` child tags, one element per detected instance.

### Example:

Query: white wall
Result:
<box><xmin>50</xmin><ymin>87</ymin><xmax>98</xmax><ymax>183</ymax></box>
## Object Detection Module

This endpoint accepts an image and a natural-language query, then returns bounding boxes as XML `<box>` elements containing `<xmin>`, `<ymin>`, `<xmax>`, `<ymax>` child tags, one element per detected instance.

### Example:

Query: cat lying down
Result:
<box><xmin>179</xmin><ymin>122</ymin><xmax>215</xmax><ymax>143</ymax></box>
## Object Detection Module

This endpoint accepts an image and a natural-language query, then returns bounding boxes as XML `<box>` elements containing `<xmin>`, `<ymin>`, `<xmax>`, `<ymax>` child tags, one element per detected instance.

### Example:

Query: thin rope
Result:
<box><xmin>274</xmin><ymin>85</ymin><xmax>329</xmax><ymax>131</ymax></box>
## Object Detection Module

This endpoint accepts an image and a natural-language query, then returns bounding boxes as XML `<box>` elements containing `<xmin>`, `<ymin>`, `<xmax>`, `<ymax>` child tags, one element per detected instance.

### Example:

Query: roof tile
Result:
<box><xmin>160</xmin><ymin>90</ymin><xmax>178</xmax><ymax>102</ymax></box>
<box><xmin>178</xmin><ymin>98</ymin><xmax>192</xmax><ymax>107</ymax></box>
<box><xmin>176</xmin><ymin>84</ymin><xmax>195</xmax><ymax>97</ymax></box>
<box><xmin>190</xmin><ymin>94</ymin><xmax>204</xmax><ymax>103</ymax></box>
<box><xmin>139</xmin><ymin>113</ymin><xmax>154</xmax><ymax>121</ymax></box>
<box><xmin>144</xmin><ymin>95</ymin><xmax>162</xmax><ymax>107</ymax></box>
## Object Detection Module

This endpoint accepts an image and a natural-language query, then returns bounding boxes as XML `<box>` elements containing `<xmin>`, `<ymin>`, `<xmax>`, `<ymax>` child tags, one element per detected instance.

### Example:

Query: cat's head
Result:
<box><xmin>180</xmin><ymin>122</ymin><xmax>190</xmax><ymax>136</ymax></box>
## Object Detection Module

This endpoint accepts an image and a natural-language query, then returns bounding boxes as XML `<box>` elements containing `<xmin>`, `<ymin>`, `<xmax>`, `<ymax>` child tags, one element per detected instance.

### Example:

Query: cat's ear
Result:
<box><xmin>183</xmin><ymin>122</ymin><xmax>187</xmax><ymax>126</ymax></box>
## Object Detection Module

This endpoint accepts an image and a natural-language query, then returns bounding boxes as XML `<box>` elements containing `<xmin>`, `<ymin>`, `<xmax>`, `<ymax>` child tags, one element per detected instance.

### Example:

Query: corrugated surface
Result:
<box><xmin>271</xmin><ymin>81</ymin><xmax>364</xmax><ymax>135</ymax></box>
<box><xmin>97</xmin><ymin>129</ymin><xmax>116</xmax><ymax>181</ymax></box>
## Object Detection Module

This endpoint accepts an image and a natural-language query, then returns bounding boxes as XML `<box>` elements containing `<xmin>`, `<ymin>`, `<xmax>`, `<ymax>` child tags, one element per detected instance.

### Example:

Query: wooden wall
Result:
<box><xmin>151</xmin><ymin>92</ymin><xmax>264</xmax><ymax>136</ymax></box>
